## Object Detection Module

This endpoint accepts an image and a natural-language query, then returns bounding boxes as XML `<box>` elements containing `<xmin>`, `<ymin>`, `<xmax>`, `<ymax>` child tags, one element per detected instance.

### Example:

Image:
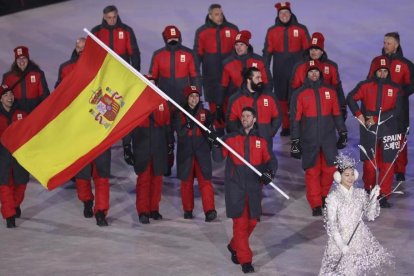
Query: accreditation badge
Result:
<box><xmin>387</xmin><ymin>89</ymin><xmax>393</xmax><ymax>97</ymax></box>
<box><xmin>324</xmin><ymin>66</ymin><xmax>329</xmax><ymax>74</ymax></box>
<box><xmin>225</xmin><ymin>30</ymin><xmax>230</xmax><ymax>37</ymax></box>
<box><xmin>200</xmin><ymin>113</ymin><xmax>206</xmax><ymax>122</ymax></box>
<box><xmin>159</xmin><ymin>104</ymin><xmax>164</xmax><ymax>111</ymax></box>
<box><xmin>256</xmin><ymin>140</ymin><xmax>261</xmax><ymax>148</ymax></box>
<box><xmin>395</xmin><ymin>64</ymin><xmax>401</xmax><ymax>73</ymax></box>
<box><xmin>17</xmin><ymin>113</ymin><xmax>23</xmax><ymax>120</ymax></box>
<box><xmin>180</xmin><ymin>54</ymin><xmax>186</xmax><ymax>62</ymax></box>
<box><xmin>119</xmin><ymin>31</ymin><xmax>124</xmax><ymax>39</ymax></box>
<box><xmin>30</xmin><ymin>75</ymin><xmax>36</xmax><ymax>83</ymax></box>
<box><xmin>325</xmin><ymin>91</ymin><xmax>330</xmax><ymax>99</ymax></box>
<box><xmin>293</xmin><ymin>29</ymin><xmax>299</xmax><ymax>37</ymax></box>
<box><xmin>264</xmin><ymin>98</ymin><xmax>269</xmax><ymax>107</ymax></box>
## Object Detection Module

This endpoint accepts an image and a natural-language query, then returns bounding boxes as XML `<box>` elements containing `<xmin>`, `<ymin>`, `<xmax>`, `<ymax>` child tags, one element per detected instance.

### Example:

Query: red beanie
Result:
<box><xmin>14</xmin><ymin>46</ymin><xmax>29</xmax><ymax>60</ymax></box>
<box><xmin>0</xmin><ymin>84</ymin><xmax>12</xmax><ymax>96</ymax></box>
<box><xmin>306</xmin><ymin>59</ymin><xmax>323</xmax><ymax>73</ymax></box>
<box><xmin>162</xmin><ymin>25</ymin><xmax>181</xmax><ymax>41</ymax></box>
<box><xmin>235</xmin><ymin>30</ymin><xmax>251</xmax><ymax>46</ymax></box>
<box><xmin>183</xmin><ymin>85</ymin><xmax>200</xmax><ymax>98</ymax></box>
<box><xmin>275</xmin><ymin>2</ymin><xmax>291</xmax><ymax>12</ymax></box>
<box><xmin>309</xmin><ymin>32</ymin><xmax>325</xmax><ymax>51</ymax></box>
<box><xmin>371</xmin><ymin>55</ymin><xmax>390</xmax><ymax>72</ymax></box>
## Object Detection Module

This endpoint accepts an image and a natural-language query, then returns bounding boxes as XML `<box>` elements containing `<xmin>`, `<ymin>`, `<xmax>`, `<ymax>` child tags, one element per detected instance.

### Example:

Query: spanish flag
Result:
<box><xmin>1</xmin><ymin>35</ymin><xmax>165</xmax><ymax>190</ymax></box>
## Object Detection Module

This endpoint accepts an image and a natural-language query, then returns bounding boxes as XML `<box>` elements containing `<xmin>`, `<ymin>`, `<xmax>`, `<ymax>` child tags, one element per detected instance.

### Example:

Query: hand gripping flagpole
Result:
<box><xmin>83</xmin><ymin>28</ymin><xmax>289</xmax><ymax>200</ymax></box>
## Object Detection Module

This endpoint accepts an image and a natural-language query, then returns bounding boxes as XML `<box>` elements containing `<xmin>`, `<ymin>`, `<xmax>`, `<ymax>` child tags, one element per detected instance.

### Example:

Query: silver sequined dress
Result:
<box><xmin>319</xmin><ymin>184</ymin><xmax>393</xmax><ymax>275</ymax></box>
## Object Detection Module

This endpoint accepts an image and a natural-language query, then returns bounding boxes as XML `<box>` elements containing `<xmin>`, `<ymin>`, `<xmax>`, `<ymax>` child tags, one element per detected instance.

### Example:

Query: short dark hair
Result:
<box><xmin>103</xmin><ymin>5</ymin><xmax>118</xmax><ymax>14</ymax></box>
<box><xmin>241</xmin><ymin>106</ymin><xmax>257</xmax><ymax>118</ymax></box>
<box><xmin>242</xmin><ymin>67</ymin><xmax>260</xmax><ymax>81</ymax></box>
<box><xmin>208</xmin><ymin>4</ymin><xmax>221</xmax><ymax>13</ymax></box>
<box><xmin>385</xmin><ymin>32</ymin><xmax>400</xmax><ymax>44</ymax></box>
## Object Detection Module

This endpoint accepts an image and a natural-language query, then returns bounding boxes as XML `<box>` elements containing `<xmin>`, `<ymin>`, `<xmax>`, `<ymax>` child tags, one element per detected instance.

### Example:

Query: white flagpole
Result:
<box><xmin>83</xmin><ymin>28</ymin><xmax>289</xmax><ymax>200</ymax></box>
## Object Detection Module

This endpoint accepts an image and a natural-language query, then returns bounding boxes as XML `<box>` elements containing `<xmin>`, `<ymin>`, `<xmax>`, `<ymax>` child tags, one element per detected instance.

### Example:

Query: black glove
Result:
<box><xmin>215</xmin><ymin>105</ymin><xmax>225</xmax><ymax>123</ymax></box>
<box><xmin>341</xmin><ymin>106</ymin><xmax>348</xmax><ymax>122</ymax></box>
<box><xmin>290</xmin><ymin>139</ymin><xmax>302</xmax><ymax>159</ymax></box>
<box><xmin>123</xmin><ymin>144</ymin><xmax>134</xmax><ymax>166</ymax></box>
<box><xmin>336</xmin><ymin>131</ymin><xmax>347</xmax><ymax>149</ymax></box>
<box><xmin>259</xmin><ymin>169</ymin><xmax>274</xmax><ymax>185</ymax></box>
<box><xmin>206</xmin><ymin>130</ymin><xmax>221</xmax><ymax>147</ymax></box>
<box><xmin>167</xmin><ymin>143</ymin><xmax>174</xmax><ymax>155</ymax></box>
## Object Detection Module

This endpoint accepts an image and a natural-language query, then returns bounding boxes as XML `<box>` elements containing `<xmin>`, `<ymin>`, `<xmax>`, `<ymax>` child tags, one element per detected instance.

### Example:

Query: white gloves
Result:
<box><xmin>370</xmin><ymin>185</ymin><xmax>380</xmax><ymax>201</ymax></box>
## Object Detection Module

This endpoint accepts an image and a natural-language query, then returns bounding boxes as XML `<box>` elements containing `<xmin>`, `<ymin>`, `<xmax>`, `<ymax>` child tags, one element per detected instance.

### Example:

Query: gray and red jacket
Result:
<box><xmin>290</xmin><ymin>79</ymin><xmax>346</xmax><ymax>169</ymax></box>
<box><xmin>174</xmin><ymin>102</ymin><xmax>213</xmax><ymax>181</ymax></box>
<box><xmin>290</xmin><ymin>52</ymin><xmax>345</xmax><ymax>108</ymax></box>
<box><xmin>226</xmin><ymin>85</ymin><xmax>281</xmax><ymax>142</ymax></box>
<box><xmin>367</xmin><ymin>48</ymin><xmax>414</xmax><ymax>128</ymax></box>
<box><xmin>92</xmin><ymin>16</ymin><xmax>141</xmax><ymax>71</ymax></box>
<box><xmin>193</xmin><ymin>16</ymin><xmax>239</xmax><ymax>103</ymax></box>
<box><xmin>212</xmin><ymin>127</ymin><xmax>276</xmax><ymax>219</ymax></box>
<box><xmin>220</xmin><ymin>50</ymin><xmax>273</xmax><ymax>105</ymax></box>
<box><xmin>263</xmin><ymin>14</ymin><xmax>310</xmax><ymax>101</ymax></box>
<box><xmin>123</xmin><ymin>101</ymin><xmax>172</xmax><ymax>176</ymax></box>
<box><xmin>347</xmin><ymin>75</ymin><xmax>404</xmax><ymax>161</ymax></box>
<box><xmin>0</xmin><ymin>104</ymin><xmax>28</xmax><ymax>184</ymax></box>
<box><xmin>2</xmin><ymin>64</ymin><xmax>50</xmax><ymax>114</ymax></box>
<box><xmin>149</xmin><ymin>43</ymin><xmax>200</xmax><ymax>105</ymax></box>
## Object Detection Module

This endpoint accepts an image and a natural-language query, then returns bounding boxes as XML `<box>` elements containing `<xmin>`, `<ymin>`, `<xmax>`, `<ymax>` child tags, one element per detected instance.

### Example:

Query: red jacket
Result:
<box><xmin>92</xmin><ymin>17</ymin><xmax>141</xmax><ymax>71</ymax></box>
<box><xmin>123</xmin><ymin>101</ymin><xmax>172</xmax><ymax>176</ymax></box>
<box><xmin>2</xmin><ymin>64</ymin><xmax>50</xmax><ymax>114</ymax></box>
<box><xmin>227</xmin><ymin>86</ymin><xmax>281</xmax><ymax>141</ymax></box>
<box><xmin>220</xmin><ymin>51</ymin><xmax>272</xmax><ymax>104</ymax></box>
<box><xmin>174</xmin><ymin>103</ymin><xmax>213</xmax><ymax>180</ymax></box>
<box><xmin>347</xmin><ymin>76</ymin><xmax>404</xmax><ymax>161</ymax></box>
<box><xmin>149</xmin><ymin>43</ymin><xmax>200</xmax><ymax>104</ymax></box>
<box><xmin>290</xmin><ymin>79</ymin><xmax>346</xmax><ymax>169</ymax></box>
<box><xmin>194</xmin><ymin>16</ymin><xmax>239</xmax><ymax>103</ymax></box>
<box><xmin>263</xmin><ymin>14</ymin><xmax>310</xmax><ymax>100</ymax></box>
<box><xmin>291</xmin><ymin>55</ymin><xmax>345</xmax><ymax>108</ymax></box>
<box><xmin>212</xmin><ymin>128</ymin><xmax>276</xmax><ymax>218</ymax></box>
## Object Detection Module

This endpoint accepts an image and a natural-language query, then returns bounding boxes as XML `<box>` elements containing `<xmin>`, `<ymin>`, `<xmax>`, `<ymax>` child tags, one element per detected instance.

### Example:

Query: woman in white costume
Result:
<box><xmin>319</xmin><ymin>153</ymin><xmax>393</xmax><ymax>275</ymax></box>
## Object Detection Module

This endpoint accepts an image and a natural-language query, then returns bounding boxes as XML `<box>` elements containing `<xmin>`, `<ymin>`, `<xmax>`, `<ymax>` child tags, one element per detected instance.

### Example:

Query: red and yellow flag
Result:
<box><xmin>1</xmin><ymin>37</ymin><xmax>164</xmax><ymax>190</ymax></box>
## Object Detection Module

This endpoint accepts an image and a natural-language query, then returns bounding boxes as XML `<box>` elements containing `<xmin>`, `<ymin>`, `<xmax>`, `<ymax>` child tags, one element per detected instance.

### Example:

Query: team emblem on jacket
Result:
<box><xmin>387</xmin><ymin>89</ymin><xmax>393</xmax><ymax>97</ymax></box>
<box><xmin>180</xmin><ymin>55</ymin><xmax>186</xmax><ymax>62</ymax></box>
<box><xmin>89</xmin><ymin>87</ymin><xmax>125</xmax><ymax>128</ymax></box>
<box><xmin>264</xmin><ymin>98</ymin><xmax>269</xmax><ymax>107</ymax></box>
<box><xmin>395</xmin><ymin>64</ymin><xmax>401</xmax><ymax>73</ymax></box>
<box><xmin>293</xmin><ymin>29</ymin><xmax>298</xmax><ymax>37</ymax></box>
<box><xmin>119</xmin><ymin>31</ymin><xmax>124</xmax><ymax>39</ymax></box>
<box><xmin>325</xmin><ymin>91</ymin><xmax>330</xmax><ymax>99</ymax></box>
<box><xmin>30</xmin><ymin>75</ymin><xmax>36</xmax><ymax>83</ymax></box>
<box><xmin>255</xmin><ymin>140</ymin><xmax>261</xmax><ymax>148</ymax></box>
<box><xmin>225</xmin><ymin>30</ymin><xmax>230</xmax><ymax>37</ymax></box>
<box><xmin>252</xmin><ymin>62</ymin><xmax>258</xmax><ymax>68</ymax></box>
<box><xmin>324</xmin><ymin>66</ymin><xmax>329</xmax><ymax>74</ymax></box>
<box><xmin>159</xmin><ymin>103</ymin><xmax>164</xmax><ymax>111</ymax></box>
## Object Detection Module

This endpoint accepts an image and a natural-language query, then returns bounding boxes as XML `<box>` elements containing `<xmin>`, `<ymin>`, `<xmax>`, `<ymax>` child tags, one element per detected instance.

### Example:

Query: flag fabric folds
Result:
<box><xmin>1</xmin><ymin>37</ymin><xmax>165</xmax><ymax>190</ymax></box>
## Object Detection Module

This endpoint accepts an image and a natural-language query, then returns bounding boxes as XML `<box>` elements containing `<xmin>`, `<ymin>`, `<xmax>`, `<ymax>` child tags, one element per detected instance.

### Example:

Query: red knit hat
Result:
<box><xmin>235</xmin><ymin>30</ymin><xmax>251</xmax><ymax>46</ymax></box>
<box><xmin>309</xmin><ymin>32</ymin><xmax>325</xmax><ymax>51</ymax></box>
<box><xmin>0</xmin><ymin>84</ymin><xmax>12</xmax><ymax>96</ymax></box>
<box><xmin>275</xmin><ymin>2</ymin><xmax>291</xmax><ymax>12</ymax></box>
<box><xmin>306</xmin><ymin>59</ymin><xmax>323</xmax><ymax>73</ymax></box>
<box><xmin>14</xmin><ymin>46</ymin><xmax>29</xmax><ymax>60</ymax></box>
<box><xmin>183</xmin><ymin>85</ymin><xmax>200</xmax><ymax>98</ymax></box>
<box><xmin>371</xmin><ymin>55</ymin><xmax>390</xmax><ymax>72</ymax></box>
<box><xmin>162</xmin><ymin>25</ymin><xmax>181</xmax><ymax>41</ymax></box>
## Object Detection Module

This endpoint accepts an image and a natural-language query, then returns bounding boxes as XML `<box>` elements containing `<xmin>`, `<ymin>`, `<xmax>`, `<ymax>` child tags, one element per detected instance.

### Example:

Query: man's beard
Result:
<box><xmin>251</xmin><ymin>82</ymin><xmax>264</xmax><ymax>93</ymax></box>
